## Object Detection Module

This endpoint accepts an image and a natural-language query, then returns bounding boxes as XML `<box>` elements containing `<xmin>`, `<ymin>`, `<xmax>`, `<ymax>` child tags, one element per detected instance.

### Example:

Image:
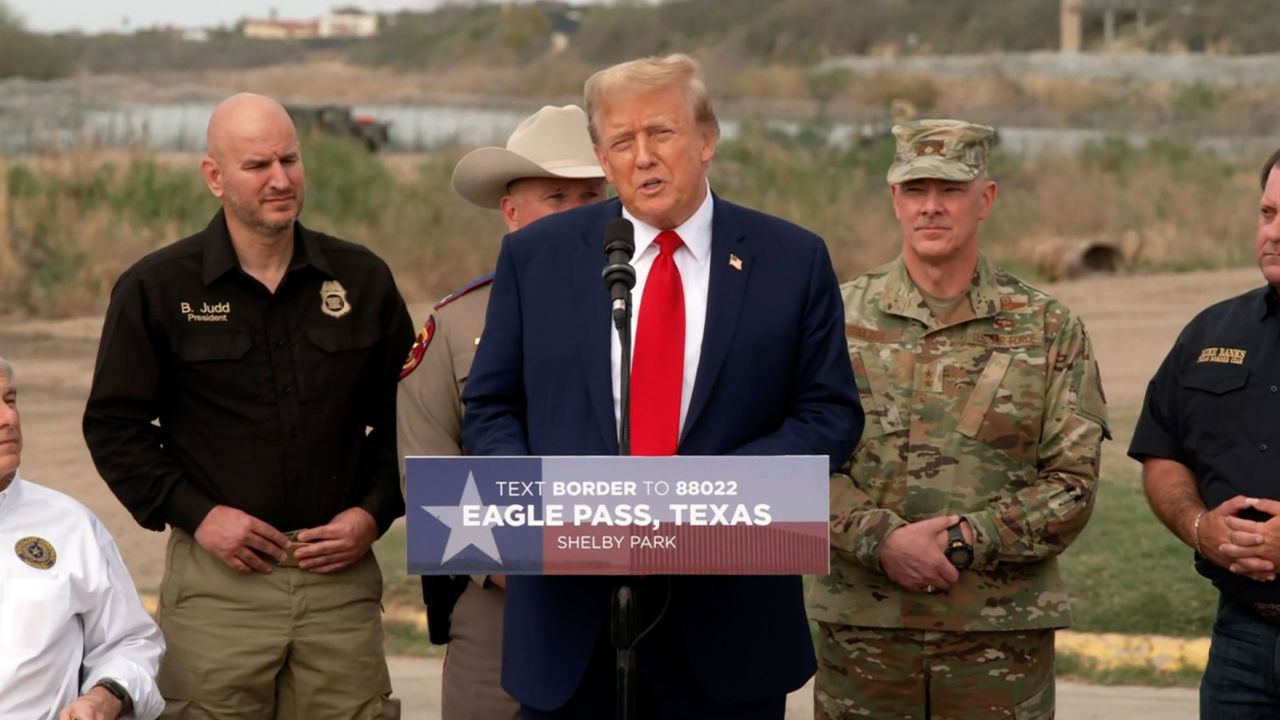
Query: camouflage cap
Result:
<box><xmin>886</xmin><ymin>119</ymin><xmax>995</xmax><ymax>185</ymax></box>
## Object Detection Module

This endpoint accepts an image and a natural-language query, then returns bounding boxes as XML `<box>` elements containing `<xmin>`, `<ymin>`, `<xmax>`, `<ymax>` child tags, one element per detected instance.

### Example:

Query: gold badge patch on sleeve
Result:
<box><xmin>320</xmin><ymin>280</ymin><xmax>352</xmax><ymax>318</ymax></box>
<box><xmin>15</xmin><ymin>536</ymin><xmax>56</xmax><ymax>570</ymax></box>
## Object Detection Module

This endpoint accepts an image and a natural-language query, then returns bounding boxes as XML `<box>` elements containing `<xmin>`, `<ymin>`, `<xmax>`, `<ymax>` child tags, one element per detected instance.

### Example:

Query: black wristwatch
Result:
<box><xmin>944</xmin><ymin>522</ymin><xmax>974</xmax><ymax>570</ymax></box>
<box><xmin>93</xmin><ymin>678</ymin><xmax>134</xmax><ymax>714</ymax></box>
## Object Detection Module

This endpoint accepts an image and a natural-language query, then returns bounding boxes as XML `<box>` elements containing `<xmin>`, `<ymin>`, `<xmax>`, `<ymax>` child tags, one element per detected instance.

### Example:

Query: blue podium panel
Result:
<box><xmin>406</xmin><ymin>455</ymin><xmax>829</xmax><ymax>576</ymax></box>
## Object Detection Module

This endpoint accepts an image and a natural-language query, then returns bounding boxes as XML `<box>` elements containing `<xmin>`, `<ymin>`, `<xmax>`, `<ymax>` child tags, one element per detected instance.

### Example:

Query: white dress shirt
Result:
<box><xmin>0</xmin><ymin>472</ymin><xmax>165</xmax><ymax>720</ymax></box>
<box><xmin>611</xmin><ymin>184</ymin><xmax>714</xmax><ymax>438</ymax></box>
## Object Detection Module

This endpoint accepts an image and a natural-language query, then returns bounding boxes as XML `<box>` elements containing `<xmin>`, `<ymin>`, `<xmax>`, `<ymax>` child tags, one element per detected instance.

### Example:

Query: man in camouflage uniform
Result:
<box><xmin>808</xmin><ymin>119</ymin><xmax>1110</xmax><ymax>719</ymax></box>
<box><xmin>396</xmin><ymin>105</ymin><xmax>606</xmax><ymax>720</ymax></box>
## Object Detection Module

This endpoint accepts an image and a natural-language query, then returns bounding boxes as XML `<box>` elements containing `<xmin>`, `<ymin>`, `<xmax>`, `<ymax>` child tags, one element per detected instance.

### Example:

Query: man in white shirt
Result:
<box><xmin>0</xmin><ymin>356</ymin><xmax>165</xmax><ymax>720</ymax></box>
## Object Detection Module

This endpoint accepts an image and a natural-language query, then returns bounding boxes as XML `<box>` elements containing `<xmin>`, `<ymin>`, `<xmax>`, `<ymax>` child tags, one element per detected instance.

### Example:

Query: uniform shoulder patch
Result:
<box><xmin>399</xmin><ymin>274</ymin><xmax>494</xmax><ymax>381</ymax></box>
<box><xmin>400</xmin><ymin>315</ymin><xmax>436</xmax><ymax>380</ymax></box>
<box><xmin>433</xmin><ymin>273</ymin><xmax>494</xmax><ymax>311</ymax></box>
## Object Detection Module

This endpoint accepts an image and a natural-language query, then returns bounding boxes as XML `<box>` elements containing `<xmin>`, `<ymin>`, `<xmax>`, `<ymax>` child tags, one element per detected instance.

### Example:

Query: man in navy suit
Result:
<box><xmin>461</xmin><ymin>53</ymin><xmax>862</xmax><ymax>719</ymax></box>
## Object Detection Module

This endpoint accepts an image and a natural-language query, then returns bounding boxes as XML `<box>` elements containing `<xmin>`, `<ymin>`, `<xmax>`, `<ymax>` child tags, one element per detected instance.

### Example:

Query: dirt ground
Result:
<box><xmin>0</xmin><ymin>267</ymin><xmax>1264</xmax><ymax>588</ymax></box>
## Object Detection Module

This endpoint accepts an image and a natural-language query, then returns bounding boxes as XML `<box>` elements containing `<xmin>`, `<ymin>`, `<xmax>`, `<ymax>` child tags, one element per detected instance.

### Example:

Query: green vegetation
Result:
<box><xmin>0</xmin><ymin>128</ymin><xmax>1260</xmax><ymax>318</ymax></box>
<box><xmin>0</xmin><ymin>0</ymin><xmax>1270</xmax><ymax>140</ymax></box>
<box><xmin>373</xmin><ymin>523</ymin><xmax>441</xmax><ymax>656</ymax></box>
<box><xmin>1057</xmin><ymin>651</ymin><xmax>1204</xmax><ymax>688</ymax></box>
<box><xmin>1</xmin><ymin>152</ymin><xmax>216</xmax><ymax>315</ymax></box>
<box><xmin>56</xmin><ymin>28</ymin><xmax>306</xmax><ymax>74</ymax></box>
<box><xmin>16</xmin><ymin>0</ymin><xmax>1280</xmax><ymax>81</ymax></box>
<box><xmin>0</xmin><ymin>1</ymin><xmax>71</xmax><ymax>79</ymax></box>
<box><xmin>1152</xmin><ymin>0</ymin><xmax>1280</xmax><ymax>54</ymax></box>
<box><xmin>351</xmin><ymin>4</ymin><xmax>551</xmax><ymax>69</ymax></box>
<box><xmin>383</xmin><ymin>618</ymin><xmax>440</xmax><ymax>658</ymax></box>
<box><xmin>38</xmin><ymin>0</ymin><xmax>1061</xmax><ymax>78</ymax></box>
<box><xmin>374</xmin><ymin>523</ymin><xmax>420</xmax><ymax>610</ymax></box>
<box><xmin>1060</xmin><ymin>407</ymin><xmax>1218</xmax><ymax>637</ymax></box>
<box><xmin>569</xmin><ymin>0</ymin><xmax>1060</xmax><ymax>64</ymax></box>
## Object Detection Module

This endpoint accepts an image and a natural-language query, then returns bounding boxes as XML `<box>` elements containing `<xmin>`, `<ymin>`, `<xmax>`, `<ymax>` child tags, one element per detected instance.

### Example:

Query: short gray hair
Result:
<box><xmin>0</xmin><ymin>357</ymin><xmax>12</xmax><ymax>382</ymax></box>
<box><xmin>584</xmin><ymin>53</ymin><xmax>720</xmax><ymax>146</ymax></box>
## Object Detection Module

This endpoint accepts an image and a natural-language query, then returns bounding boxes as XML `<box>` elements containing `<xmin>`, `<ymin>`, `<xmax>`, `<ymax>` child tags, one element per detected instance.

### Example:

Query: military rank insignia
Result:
<box><xmin>917</xmin><ymin>139</ymin><xmax>945</xmax><ymax>156</ymax></box>
<box><xmin>15</xmin><ymin>536</ymin><xmax>56</xmax><ymax>570</ymax></box>
<box><xmin>400</xmin><ymin>316</ymin><xmax>436</xmax><ymax>380</ymax></box>
<box><xmin>320</xmin><ymin>280</ymin><xmax>352</xmax><ymax>318</ymax></box>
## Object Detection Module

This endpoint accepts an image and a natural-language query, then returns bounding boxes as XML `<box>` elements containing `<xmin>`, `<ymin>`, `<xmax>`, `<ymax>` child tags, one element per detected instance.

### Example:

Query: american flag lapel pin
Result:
<box><xmin>729</xmin><ymin>253</ymin><xmax>743</xmax><ymax>271</ymax></box>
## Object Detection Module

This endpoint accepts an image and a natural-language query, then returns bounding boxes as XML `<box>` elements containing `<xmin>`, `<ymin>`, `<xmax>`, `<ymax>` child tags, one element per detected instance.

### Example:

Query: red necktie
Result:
<box><xmin>631</xmin><ymin>230</ymin><xmax>685</xmax><ymax>456</ymax></box>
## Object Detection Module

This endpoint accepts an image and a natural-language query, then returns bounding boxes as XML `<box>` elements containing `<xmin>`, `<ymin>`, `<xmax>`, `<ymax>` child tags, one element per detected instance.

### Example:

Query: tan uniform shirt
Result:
<box><xmin>398</xmin><ymin>283</ymin><xmax>490</xmax><ymax>471</ymax></box>
<box><xmin>397</xmin><ymin>278</ymin><xmax>518</xmax><ymax>720</ymax></box>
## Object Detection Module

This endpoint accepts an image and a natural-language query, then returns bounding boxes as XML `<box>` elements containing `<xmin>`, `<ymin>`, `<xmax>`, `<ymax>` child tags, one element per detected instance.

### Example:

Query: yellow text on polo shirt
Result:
<box><xmin>1197</xmin><ymin>347</ymin><xmax>1246</xmax><ymax>365</ymax></box>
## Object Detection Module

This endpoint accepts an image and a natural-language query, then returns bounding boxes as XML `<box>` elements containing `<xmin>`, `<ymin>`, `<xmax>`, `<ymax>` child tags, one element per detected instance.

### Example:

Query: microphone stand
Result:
<box><xmin>611</xmin><ymin>287</ymin><xmax>638</xmax><ymax>720</ymax></box>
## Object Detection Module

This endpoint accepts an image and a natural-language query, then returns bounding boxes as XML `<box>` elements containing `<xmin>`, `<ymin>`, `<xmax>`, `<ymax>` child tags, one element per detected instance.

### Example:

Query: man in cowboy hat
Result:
<box><xmin>397</xmin><ymin>104</ymin><xmax>606</xmax><ymax>720</ymax></box>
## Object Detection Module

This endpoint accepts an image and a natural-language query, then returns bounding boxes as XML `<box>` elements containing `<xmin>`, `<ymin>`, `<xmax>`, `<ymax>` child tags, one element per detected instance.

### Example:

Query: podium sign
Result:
<box><xmin>406</xmin><ymin>455</ymin><xmax>829</xmax><ymax>576</ymax></box>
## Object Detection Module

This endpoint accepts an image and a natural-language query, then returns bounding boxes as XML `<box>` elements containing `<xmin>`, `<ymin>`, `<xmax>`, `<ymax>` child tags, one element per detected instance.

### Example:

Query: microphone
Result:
<box><xmin>602</xmin><ymin>217</ymin><xmax>636</xmax><ymax>329</ymax></box>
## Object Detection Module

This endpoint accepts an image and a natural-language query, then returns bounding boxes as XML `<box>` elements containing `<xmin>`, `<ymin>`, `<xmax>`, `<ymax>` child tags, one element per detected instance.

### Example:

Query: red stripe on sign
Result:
<box><xmin>628</xmin><ymin>522</ymin><xmax>828</xmax><ymax>575</ymax></box>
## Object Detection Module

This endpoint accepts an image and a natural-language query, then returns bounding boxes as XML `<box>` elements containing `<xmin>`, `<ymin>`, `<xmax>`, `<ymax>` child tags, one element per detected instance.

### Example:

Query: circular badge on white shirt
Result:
<box><xmin>15</xmin><ymin>536</ymin><xmax>56</xmax><ymax>570</ymax></box>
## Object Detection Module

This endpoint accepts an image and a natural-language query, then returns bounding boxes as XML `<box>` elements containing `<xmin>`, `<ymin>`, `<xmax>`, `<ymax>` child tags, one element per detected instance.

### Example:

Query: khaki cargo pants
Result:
<box><xmin>815</xmin><ymin>622</ymin><xmax>1055</xmax><ymax>720</ymax></box>
<box><xmin>156</xmin><ymin>529</ymin><xmax>399</xmax><ymax>719</ymax></box>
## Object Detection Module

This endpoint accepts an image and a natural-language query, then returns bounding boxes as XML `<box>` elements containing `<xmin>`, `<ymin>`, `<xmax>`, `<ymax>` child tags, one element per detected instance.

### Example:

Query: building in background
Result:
<box><xmin>242</xmin><ymin>7</ymin><xmax>377</xmax><ymax>41</ymax></box>
<box><xmin>320</xmin><ymin>7</ymin><xmax>379</xmax><ymax>39</ymax></box>
<box><xmin>242</xmin><ymin>10</ymin><xmax>319</xmax><ymax>41</ymax></box>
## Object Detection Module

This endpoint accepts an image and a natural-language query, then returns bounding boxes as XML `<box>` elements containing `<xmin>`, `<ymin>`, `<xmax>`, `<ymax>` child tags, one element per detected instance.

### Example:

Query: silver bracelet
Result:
<box><xmin>1192</xmin><ymin>509</ymin><xmax>1206</xmax><ymax>556</ymax></box>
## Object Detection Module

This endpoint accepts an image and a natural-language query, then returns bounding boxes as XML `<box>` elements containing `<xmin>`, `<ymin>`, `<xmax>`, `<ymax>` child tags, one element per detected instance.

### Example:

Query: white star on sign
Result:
<box><xmin>420</xmin><ymin>471</ymin><xmax>503</xmax><ymax>564</ymax></box>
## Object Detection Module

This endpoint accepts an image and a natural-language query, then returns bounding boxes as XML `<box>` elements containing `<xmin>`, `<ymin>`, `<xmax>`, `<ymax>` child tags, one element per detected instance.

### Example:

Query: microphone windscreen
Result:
<box><xmin>604</xmin><ymin>217</ymin><xmax>635</xmax><ymax>256</ymax></box>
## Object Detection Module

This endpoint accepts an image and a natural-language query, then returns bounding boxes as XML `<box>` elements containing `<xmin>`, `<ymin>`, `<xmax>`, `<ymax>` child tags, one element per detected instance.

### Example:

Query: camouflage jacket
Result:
<box><xmin>808</xmin><ymin>254</ymin><xmax>1109</xmax><ymax>632</ymax></box>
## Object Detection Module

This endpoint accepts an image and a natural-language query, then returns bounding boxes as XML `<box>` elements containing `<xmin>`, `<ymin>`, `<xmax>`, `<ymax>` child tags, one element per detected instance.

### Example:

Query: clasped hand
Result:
<box><xmin>194</xmin><ymin>505</ymin><xmax>377</xmax><ymax>575</ymax></box>
<box><xmin>1210</xmin><ymin>496</ymin><xmax>1280</xmax><ymax>582</ymax></box>
<box><xmin>878</xmin><ymin>515</ymin><xmax>967</xmax><ymax>593</ymax></box>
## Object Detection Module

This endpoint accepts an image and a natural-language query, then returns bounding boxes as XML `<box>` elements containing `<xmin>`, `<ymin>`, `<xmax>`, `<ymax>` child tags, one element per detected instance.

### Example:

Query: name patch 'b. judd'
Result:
<box><xmin>180</xmin><ymin>301</ymin><xmax>231</xmax><ymax>322</ymax></box>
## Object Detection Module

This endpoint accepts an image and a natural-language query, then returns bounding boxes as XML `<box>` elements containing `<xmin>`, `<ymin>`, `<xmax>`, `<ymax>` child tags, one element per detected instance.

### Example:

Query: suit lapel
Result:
<box><xmin>573</xmin><ymin>200</ymin><xmax>623</xmax><ymax>453</ymax></box>
<box><xmin>681</xmin><ymin>196</ymin><xmax>750</xmax><ymax>444</ymax></box>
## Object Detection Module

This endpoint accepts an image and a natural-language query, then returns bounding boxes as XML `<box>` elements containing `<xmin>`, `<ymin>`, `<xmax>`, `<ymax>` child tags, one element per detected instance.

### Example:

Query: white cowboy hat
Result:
<box><xmin>452</xmin><ymin>105</ymin><xmax>604</xmax><ymax>209</ymax></box>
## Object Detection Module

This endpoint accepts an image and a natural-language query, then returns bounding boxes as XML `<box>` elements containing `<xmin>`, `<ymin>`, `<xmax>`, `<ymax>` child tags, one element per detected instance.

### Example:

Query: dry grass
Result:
<box><xmin>0</xmin><ymin>132</ymin><xmax>1261</xmax><ymax>320</ymax></box>
<box><xmin>990</xmin><ymin>145</ymin><xmax>1256</xmax><ymax>273</ymax></box>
